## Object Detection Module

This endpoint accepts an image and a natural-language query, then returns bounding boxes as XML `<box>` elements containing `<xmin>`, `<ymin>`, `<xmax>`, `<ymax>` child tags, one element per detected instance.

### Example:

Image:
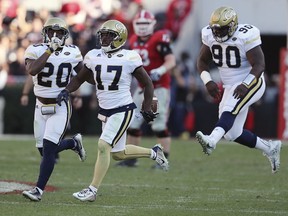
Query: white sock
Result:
<box><xmin>209</xmin><ymin>126</ymin><xmax>225</xmax><ymax>147</ymax></box>
<box><xmin>255</xmin><ymin>137</ymin><xmax>270</xmax><ymax>153</ymax></box>
<box><xmin>150</xmin><ymin>149</ymin><xmax>156</xmax><ymax>159</ymax></box>
<box><xmin>89</xmin><ymin>185</ymin><xmax>98</xmax><ymax>194</ymax></box>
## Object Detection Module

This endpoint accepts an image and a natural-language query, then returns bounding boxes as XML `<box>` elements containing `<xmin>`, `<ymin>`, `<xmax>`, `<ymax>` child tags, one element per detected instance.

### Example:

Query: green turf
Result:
<box><xmin>0</xmin><ymin>136</ymin><xmax>287</xmax><ymax>216</ymax></box>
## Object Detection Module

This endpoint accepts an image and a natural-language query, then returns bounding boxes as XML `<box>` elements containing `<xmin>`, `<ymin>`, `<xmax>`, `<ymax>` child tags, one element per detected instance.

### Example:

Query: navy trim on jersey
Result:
<box><xmin>98</xmin><ymin>103</ymin><xmax>137</xmax><ymax>117</ymax></box>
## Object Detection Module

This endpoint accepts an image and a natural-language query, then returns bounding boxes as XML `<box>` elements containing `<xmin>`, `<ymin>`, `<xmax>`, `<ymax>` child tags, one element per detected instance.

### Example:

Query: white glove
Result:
<box><xmin>49</xmin><ymin>36</ymin><xmax>62</xmax><ymax>52</ymax></box>
<box><xmin>150</xmin><ymin>66</ymin><xmax>166</xmax><ymax>81</ymax></box>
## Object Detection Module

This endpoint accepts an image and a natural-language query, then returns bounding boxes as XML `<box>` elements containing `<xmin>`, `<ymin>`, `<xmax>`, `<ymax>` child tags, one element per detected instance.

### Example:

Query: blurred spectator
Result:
<box><xmin>164</xmin><ymin>0</ymin><xmax>193</xmax><ymax>41</ymax></box>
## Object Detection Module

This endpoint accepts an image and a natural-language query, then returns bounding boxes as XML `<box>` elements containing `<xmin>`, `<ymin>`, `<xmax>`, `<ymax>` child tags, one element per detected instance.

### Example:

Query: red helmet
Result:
<box><xmin>133</xmin><ymin>10</ymin><xmax>156</xmax><ymax>37</ymax></box>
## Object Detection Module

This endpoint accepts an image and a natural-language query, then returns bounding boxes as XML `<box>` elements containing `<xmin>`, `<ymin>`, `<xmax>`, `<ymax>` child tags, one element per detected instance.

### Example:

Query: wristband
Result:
<box><xmin>45</xmin><ymin>47</ymin><xmax>53</xmax><ymax>55</ymax></box>
<box><xmin>242</xmin><ymin>74</ymin><xmax>256</xmax><ymax>88</ymax></box>
<box><xmin>200</xmin><ymin>71</ymin><xmax>212</xmax><ymax>85</ymax></box>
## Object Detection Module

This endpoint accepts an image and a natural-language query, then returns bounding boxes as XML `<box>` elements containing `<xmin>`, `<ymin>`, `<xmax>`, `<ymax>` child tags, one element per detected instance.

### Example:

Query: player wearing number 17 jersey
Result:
<box><xmin>196</xmin><ymin>6</ymin><xmax>282</xmax><ymax>174</ymax></box>
<box><xmin>22</xmin><ymin>17</ymin><xmax>86</xmax><ymax>202</ymax></box>
<box><xmin>56</xmin><ymin>20</ymin><xmax>169</xmax><ymax>202</ymax></box>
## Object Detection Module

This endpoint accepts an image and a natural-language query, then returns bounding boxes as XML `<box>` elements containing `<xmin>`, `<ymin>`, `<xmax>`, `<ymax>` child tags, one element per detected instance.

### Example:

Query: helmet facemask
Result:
<box><xmin>98</xmin><ymin>20</ymin><xmax>127</xmax><ymax>53</ymax></box>
<box><xmin>42</xmin><ymin>17</ymin><xmax>69</xmax><ymax>46</ymax></box>
<box><xmin>209</xmin><ymin>7</ymin><xmax>238</xmax><ymax>43</ymax></box>
<box><xmin>133</xmin><ymin>10</ymin><xmax>156</xmax><ymax>37</ymax></box>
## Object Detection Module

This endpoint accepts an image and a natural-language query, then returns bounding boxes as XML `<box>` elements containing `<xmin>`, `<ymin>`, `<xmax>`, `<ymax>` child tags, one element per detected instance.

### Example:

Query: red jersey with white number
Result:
<box><xmin>129</xmin><ymin>30</ymin><xmax>172</xmax><ymax>89</ymax></box>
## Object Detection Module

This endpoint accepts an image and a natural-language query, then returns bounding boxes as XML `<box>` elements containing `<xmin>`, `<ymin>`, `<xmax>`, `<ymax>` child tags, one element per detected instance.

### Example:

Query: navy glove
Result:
<box><xmin>56</xmin><ymin>89</ymin><xmax>70</xmax><ymax>106</ymax></box>
<box><xmin>140</xmin><ymin>110</ymin><xmax>158</xmax><ymax>123</ymax></box>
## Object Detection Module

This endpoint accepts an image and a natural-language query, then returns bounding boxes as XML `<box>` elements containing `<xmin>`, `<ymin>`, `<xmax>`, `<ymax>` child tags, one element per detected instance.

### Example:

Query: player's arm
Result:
<box><xmin>133</xmin><ymin>66</ymin><xmax>157</xmax><ymax>123</ymax></box>
<box><xmin>133</xmin><ymin>66</ymin><xmax>154</xmax><ymax>111</ymax></box>
<box><xmin>233</xmin><ymin>45</ymin><xmax>265</xmax><ymax>99</ymax></box>
<box><xmin>150</xmin><ymin>43</ymin><xmax>176</xmax><ymax>81</ymax></box>
<box><xmin>66</xmin><ymin>66</ymin><xmax>95</xmax><ymax>93</ymax></box>
<box><xmin>20</xmin><ymin>75</ymin><xmax>33</xmax><ymax>106</ymax></box>
<box><xmin>71</xmin><ymin>62</ymin><xmax>84</xmax><ymax>109</ymax></box>
<box><xmin>246</xmin><ymin>45</ymin><xmax>265</xmax><ymax>79</ymax></box>
<box><xmin>56</xmin><ymin>65</ymin><xmax>95</xmax><ymax>106</ymax></box>
<box><xmin>197</xmin><ymin>44</ymin><xmax>221</xmax><ymax>100</ymax></box>
<box><xmin>25</xmin><ymin>49</ymin><xmax>53</xmax><ymax>76</ymax></box>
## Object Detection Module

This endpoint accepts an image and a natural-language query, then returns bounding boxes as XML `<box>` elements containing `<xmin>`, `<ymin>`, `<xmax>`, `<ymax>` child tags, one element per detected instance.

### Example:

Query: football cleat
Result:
<box><xmin>73</xmin><ymin>187</ymin><xmax>96</xmax><ymax>202</ymax></box>
<box><xmin>263</xmin><ymin>140</ymin><xmax>282</xmax><ymax>174</ymax></box>
<box><xmin>72</xmin><ymin>133</ymin><xmax>86</xmax><ymax>162</ymax></box>
<box><xmin>152</xmin><ymin>144</ymin><xmax>169</xmax><ymax>171</ymax></box>
<box><xmin>22</xmin><ymin>187</ymin><xmax>42</xmax><ymax>201</ymax></box>
<box><xmin>196</xmin><ymin>131</ymin><xmax>215</xmax><ymax>155</ymax></box>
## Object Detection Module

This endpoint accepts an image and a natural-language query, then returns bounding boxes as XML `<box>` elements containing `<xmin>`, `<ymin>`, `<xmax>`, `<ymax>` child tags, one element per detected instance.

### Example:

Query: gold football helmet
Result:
<box><xmin>209</xmin><ymin>6</ymin><xmax>238</xmax><ymax>42</ymax></box>
<box><xmin>42</xmin><ymin>17</ymin><xmax>69</xmax><ymax>46</ymax></box>
<box><xmin>98</xmin><ymin>20</ymin><xmax>128</xmax><ymax>53</ymax></box>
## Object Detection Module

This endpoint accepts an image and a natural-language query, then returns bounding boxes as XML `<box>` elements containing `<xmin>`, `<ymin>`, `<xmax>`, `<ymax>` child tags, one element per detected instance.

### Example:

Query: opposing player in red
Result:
<box><xmin>118</xmin><ymin>10</ymin><xmax>176</xmax><ymax>168</ymax></box>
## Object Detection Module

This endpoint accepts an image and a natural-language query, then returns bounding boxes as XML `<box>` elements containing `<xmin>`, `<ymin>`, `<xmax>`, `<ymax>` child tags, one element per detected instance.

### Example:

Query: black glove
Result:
<box><xmin>140</xmin><ymin>110</ymin><xmax>158</xmax><ymax>123</ymax></box>
<box><xmin>56</xmin><ymin>89</ymin><xmax>70</xmax><ymax>106</ymax></box>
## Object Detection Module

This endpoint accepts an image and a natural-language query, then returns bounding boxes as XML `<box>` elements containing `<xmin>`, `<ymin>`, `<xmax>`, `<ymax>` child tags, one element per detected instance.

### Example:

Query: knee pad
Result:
<box><xmin>154</xmin><ymin>129</ymin><xmax>170</xmax><ymax>138</ymax></box>
<box><xmin>127</xmin><ymin>128</ymin><xmax>142</xmax><ymax>137</ymax></box>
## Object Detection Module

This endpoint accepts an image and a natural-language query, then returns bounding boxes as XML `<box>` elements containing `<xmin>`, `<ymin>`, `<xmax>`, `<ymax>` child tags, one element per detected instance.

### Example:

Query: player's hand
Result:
<box><xmin>150</xmin><ymin>69</ymin><xmax>162</xmax><ymax>81</ymax></box>
<box><xmin>140</xmin><ymin>110</ymin><xmax>158</xmax><ymax>123</ymax></box>
<box><xmin>233</xmin><ymin>84</ymin><xmax>249</xmax><ymax>99</ymax></box>
<box><xmin>206</xmin><ymin>81</ymin><xmax>222</xmax><ymax>101</ymax></box>
<box><xmin>49</xmin><ymin>34</ymin><xmax>62</xmax><ymax>52</ymax></box>
<box><xmin>56</xmin><ymin>89</ymin><xmax>70</xmax><ymax>106</ymax></box>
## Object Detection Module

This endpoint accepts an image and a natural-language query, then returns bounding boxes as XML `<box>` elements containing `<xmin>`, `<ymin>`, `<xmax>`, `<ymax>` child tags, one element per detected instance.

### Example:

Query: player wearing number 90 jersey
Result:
<box><xmin>195</xmin><ymin>7</ymin><xmax>282</xmax><ymax>174</ymax></box>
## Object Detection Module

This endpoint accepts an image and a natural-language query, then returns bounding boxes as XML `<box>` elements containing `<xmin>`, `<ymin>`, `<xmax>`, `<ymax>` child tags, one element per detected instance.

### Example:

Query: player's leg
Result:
<box><xmin>196</xmin><ymin>75</ymin><xmax>266</xmax><ymax>155</ymax></box>
<box><xmin>151</xmin><ymin>87</ymin><xmax>171</xmax><ymax>167</ymax></box>
<box><xmin>117</xmin><ymin>87</ymin><xmax>144</xmax><ymax>167</ymax></box>
<box><xmin>226</xmin><ymin>111</ymin><xmax>282</xmax><ymax>173</ymax></box>
<box><xmin>73</xmin><ymin>110</ymin><xmax>134</xmax><ymax>202</ymax></box>
<box><xmin>23</xmin><ymin>100</ymin><xmax>80</xmax><ymax>201</ymax></box>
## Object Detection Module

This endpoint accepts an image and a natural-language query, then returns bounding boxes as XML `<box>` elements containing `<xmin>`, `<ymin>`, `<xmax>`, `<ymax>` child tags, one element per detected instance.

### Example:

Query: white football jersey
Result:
<box><xmin>201</xmin><ymin>24</ymin><xmax>262</xmax><ymax>86</ymax></box>
<box><xmin>24</xmin><ymin>43</ymin><xmax>83</xmax><ymax>98</ymax></box>
<box><xmin>84</xmin><ymin>49</ymin><xmax>143</xmax><ymax>109</ymax></box>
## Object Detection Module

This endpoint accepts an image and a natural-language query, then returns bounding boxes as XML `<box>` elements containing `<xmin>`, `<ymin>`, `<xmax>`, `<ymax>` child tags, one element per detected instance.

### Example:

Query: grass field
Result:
<box><xmin>0</xmin><ymin>135</ymin><xmax>287</xmax><ymax>216</ymax></box>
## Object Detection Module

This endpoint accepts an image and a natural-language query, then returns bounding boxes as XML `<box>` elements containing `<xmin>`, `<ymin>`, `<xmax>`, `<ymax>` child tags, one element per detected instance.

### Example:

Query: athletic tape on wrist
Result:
<box><xmin>200</xmin><ymin>71</ymin><xmax>212</xmax><ymax>85</ymax></box>
<box><xmin>242</xmin><ymin>74</ymin><xmax>256</xmax><ymax>88</ymax></box>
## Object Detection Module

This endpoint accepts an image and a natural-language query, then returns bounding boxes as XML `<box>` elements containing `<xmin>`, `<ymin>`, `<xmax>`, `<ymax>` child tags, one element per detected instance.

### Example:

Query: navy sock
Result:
<box><xmin>215</xmin><ymin>111</ymin><xmax>236</xmax><ymax>132</ymax></box>
<box><xmin>56</xmin><ymin>138</ymin><xmax>75</xmax><ymax>153</ymax></box>
<box><xmin>234</xmin><ymin>129</ymin><xmax>257</xmax><ymax>148</ymax></box>
<box><xmin>36</xmin><ymin>139</ymin><xmax>57</xmax><ymax>190</ymax></box>
<box><xmin>37</xmin><ymin>148</ymin><xmax>43</xmax><ymax>157</ymax></box>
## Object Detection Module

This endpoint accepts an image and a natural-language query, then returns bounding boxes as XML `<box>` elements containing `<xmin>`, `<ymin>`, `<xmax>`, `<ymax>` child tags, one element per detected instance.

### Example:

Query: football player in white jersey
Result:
<box><xmin>56</xmin><ymin>20</ymin><xmax>169</xmax><ymax>202</ymax></box>
<box><xmin>196</xmin><ymin>7</ymin><xmax>282</xmax><ymax>173</ymax></box>
<box><xmin>22</xmin><ymin>17</ymin><xmax>86</xmax><ymax>202</ymax></box>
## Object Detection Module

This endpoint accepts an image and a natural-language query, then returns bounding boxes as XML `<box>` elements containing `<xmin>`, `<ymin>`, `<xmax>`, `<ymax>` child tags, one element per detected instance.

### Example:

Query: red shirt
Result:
<box><xmin>129</xmin><ymin>30</ymin><xmax>172</xmax><ymax>89</ymax></box>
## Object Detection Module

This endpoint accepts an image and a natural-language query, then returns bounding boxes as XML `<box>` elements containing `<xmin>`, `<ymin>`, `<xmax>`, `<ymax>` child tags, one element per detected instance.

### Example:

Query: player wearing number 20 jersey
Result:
<box><xmin>24</xmin><ymin>43</ymin><xmax>82</xmax><ymax>98</ymax></box>
<box><xmin>22</xmin><ymin>17</ymin><xmax>86</xmax><ymax>202</ymax></box>
<box><xmin>196</xmin><ymin>7</ymin><xmax>282</xmax><ymax>174</ymax></box>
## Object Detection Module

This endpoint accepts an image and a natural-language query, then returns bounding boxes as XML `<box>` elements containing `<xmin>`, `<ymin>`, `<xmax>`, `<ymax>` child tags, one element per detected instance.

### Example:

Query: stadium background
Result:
<box><xmin>0</xmin><ymin>0</ymin><xmax>287</xmax><ymax>139</ymax></box>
